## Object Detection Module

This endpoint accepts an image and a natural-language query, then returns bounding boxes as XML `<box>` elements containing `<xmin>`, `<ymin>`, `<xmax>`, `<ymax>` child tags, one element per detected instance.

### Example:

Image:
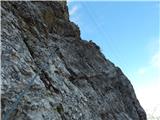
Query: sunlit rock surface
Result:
<box><xmin>1</xmin><ymin>1</ymin><xmax>146</xmax><ymax>120</ymax></box>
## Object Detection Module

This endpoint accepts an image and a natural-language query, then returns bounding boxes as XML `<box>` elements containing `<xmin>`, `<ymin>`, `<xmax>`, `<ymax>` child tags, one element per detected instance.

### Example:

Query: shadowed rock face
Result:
<box><xmin>1</xmin><ymin>1</ymin><xmax>146</xmax><ymax>120</ymax></box>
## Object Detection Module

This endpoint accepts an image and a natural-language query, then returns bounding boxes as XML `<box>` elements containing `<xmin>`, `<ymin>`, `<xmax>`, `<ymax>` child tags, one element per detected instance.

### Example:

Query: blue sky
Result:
<box><xmin>68</xmin><ymin>1</ymin><xmax>160</xmax><ymax>117</ymax></box>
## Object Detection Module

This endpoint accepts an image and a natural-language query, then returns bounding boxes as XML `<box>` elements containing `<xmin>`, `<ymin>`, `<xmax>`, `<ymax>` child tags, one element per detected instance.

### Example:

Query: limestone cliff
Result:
<box><xmin>1</xmin><ymin>1</ymin><xmax>146</xmax><ymax>120</ymax></box>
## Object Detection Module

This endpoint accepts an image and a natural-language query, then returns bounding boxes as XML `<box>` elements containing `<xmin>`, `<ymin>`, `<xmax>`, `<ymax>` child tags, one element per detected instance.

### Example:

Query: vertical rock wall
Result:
<box><xmin>1</xmin><ymin>1</ymin><xmax>146</xmax><ymax>120</ymax></box>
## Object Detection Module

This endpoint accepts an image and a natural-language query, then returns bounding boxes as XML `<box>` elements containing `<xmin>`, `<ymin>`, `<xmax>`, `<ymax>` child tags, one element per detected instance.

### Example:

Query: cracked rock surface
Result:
<box><xmin>1</xmin><ymin>1</ymin><xmax>146</xmax><ymax>120</ymax></box>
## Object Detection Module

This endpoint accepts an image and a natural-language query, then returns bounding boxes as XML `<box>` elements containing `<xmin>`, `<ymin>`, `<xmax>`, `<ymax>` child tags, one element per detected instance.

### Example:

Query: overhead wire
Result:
<box><xmin>81</xmin><ymin>2</ymin><xmax>127</xmax><ymax>69</ymax></box>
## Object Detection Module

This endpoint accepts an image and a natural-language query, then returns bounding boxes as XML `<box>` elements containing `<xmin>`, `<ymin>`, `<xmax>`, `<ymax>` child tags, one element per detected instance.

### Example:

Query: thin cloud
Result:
<box><xmin>150</xmin><ymin>39</ymin><xmax>160</xmax><ymax>69</ymax></box>
<box><xmin>136</xmin><ymin>80</ymin><xmax>160</xmax><ymax>118</ymax></box>
<box><xmin>136</xmin><ymin>40</ymin><xmax>160</xmax><ymax>77</ymax></box>
<box><xmin>151</xmin><ymin>51</ymin><xmax>160</xmax><ymax>69</ymax></box>
<box><xmin>69</xmin><ymin>5</ymin><xmax>78</xmax><ymax>16</ymax></box>
<box><xmin>137</xmin><ymin>67</ymin><xmax>147</xmax><ymax>76</ymax></box>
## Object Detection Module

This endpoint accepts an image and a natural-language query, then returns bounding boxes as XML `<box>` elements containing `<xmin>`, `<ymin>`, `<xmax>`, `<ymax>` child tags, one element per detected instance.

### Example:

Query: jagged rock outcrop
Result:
<box><xmin>1</xmin><ymin>1</ymin><xmax>146</xmax><ymax>120</ymax></box>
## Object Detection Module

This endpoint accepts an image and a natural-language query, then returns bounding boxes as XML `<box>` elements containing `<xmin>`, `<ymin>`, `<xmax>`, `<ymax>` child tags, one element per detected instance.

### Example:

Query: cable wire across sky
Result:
<box><xmin>80</xmin><ymin>2</ymin><xmax>127</xmax><ymax>70</ymax></box>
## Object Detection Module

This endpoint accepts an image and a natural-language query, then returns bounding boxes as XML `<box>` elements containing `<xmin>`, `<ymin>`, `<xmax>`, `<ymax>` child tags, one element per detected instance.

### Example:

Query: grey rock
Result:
<box><xmin>1</xmin><ymin>1</ymin><xmax>146</xmax><ymax>120</ymax></box>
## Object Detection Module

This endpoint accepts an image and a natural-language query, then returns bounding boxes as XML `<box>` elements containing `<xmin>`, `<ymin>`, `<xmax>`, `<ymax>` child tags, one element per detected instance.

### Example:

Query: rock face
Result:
<box><xmin>1</xmin><ymin>1</ymin><xmax>146</xmax><ymax>120</ymax></box>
